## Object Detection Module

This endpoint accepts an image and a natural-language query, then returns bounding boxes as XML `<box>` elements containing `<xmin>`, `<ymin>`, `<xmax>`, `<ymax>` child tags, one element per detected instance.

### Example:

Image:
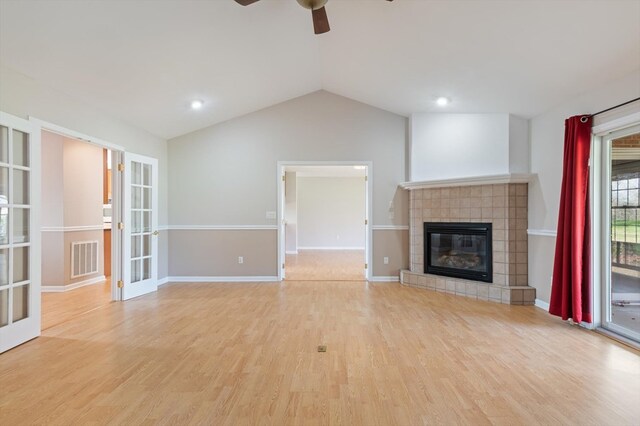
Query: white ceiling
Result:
<box><xmin>1</xmin><ymin>0</ymin><xmax>639</xmax><ymax>140</ymax></box>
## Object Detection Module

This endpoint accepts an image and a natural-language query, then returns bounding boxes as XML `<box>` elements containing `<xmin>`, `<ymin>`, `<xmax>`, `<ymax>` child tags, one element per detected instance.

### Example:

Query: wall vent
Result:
<box><xmin>71</xmin><ymin>240</ymin><xmax>99</xmax><ymax>279</ymax></box>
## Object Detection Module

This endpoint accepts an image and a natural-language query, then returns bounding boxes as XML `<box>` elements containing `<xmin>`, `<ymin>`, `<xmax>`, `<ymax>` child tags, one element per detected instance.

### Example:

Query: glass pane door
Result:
<box><xmin>0</xmin><ymin>112</ymin><xmax>40</xmax><ymax>353</ymax></box>
<box><xmin>122</xmin><ymin>153</ymin><xmax>158</xmax><ymax>301</ymax></box>
<box><xmin>605</xmin><ymin>130</ymin><xmax>640</xmax><ymax>342</ymax></box>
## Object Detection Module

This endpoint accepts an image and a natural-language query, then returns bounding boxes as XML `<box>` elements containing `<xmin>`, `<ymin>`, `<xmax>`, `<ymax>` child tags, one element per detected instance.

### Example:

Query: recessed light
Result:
<box><xmin>436</xmin><ymin>97</ymin><xmax>450</xmax><ymax>107</ymax></box>
<box><xmin>190</xmin><ymin>100</ymin><xmax>204</xmax><ymax>110</ymax></box>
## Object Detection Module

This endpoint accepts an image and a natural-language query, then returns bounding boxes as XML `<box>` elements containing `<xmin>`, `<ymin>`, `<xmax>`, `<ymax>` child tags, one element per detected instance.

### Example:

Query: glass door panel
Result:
<box><xmin>122</xmin><ymin>153</ymin><xmax>158</xmax><ymax>300</ymax></box>
<box><xmin>605</xmin><ymin>131</ymin><xmax>640</xmax><ymax>342</ymax></box>
<box><xmin>0</xmin><ymin>113</ymin><xmax>40</xmax><ymax>354</ymax></box>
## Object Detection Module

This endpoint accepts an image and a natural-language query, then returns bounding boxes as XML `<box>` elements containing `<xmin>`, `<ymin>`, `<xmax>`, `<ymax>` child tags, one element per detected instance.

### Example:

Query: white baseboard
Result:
<box><xmin>297</xmin><ymin>246</ymin><xmax>365</xmax><ymax>250</ymax></box>
<box><xmin>158</xmin><ymin>277</ymin><xmax>170</xmax><ymax>287</ymax></box>
<box><xmin>368</xmin><ymin>276</ymin><xmax>400</xmax><ymax>282</ymax></box>
<box><xmin>42</xmin><ymin>275</ymin><xmax>106</xmax><ymax>292</ymax></box>
<box><xmin>163</xmin><ymin>276</ymin><xmax>280</xmax><ymax>283</ymax></box>
<box><xmin>285</xmin><ymin>250</ymin><xmax>298</xmax><ymax>255</ymax></box>
<box><xmin>535</xmin><ymin>299</ymin><xmax>550</xmax><ymax>311</ymax></box>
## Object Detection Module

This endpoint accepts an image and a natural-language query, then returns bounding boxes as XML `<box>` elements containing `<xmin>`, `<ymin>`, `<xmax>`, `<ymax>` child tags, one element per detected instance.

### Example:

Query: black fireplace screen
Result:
<box><xmin>424</xmin><ymin>222</ymin><xmax>492</xmax><ymax>283</ymax></box>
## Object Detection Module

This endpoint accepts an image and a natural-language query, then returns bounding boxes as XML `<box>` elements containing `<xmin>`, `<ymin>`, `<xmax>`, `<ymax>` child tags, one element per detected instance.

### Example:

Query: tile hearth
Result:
<box><xmin>401</xmin><ymin>183</ymin><xmax>536</xmax><ymax>305</ymax></box>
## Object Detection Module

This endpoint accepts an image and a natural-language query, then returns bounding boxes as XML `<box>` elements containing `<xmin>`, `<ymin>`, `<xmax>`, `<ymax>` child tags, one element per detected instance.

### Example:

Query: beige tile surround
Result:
<box><xmin>401</xmin><ymin>183</ymin><xmax>535</xmax><ymax>305</ymax></box>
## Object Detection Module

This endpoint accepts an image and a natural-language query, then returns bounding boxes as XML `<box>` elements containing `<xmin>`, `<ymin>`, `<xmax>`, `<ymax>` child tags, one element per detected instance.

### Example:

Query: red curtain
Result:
<box><xmin>549</xmin><ymin>115</ymin><xmax>592</xmax><ymax>323</ymax></box>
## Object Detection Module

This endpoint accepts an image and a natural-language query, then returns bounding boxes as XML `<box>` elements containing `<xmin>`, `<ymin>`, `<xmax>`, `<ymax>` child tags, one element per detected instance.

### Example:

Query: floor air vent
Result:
<box><xmin>71</xmin><ymin>240</ymin><xmax>99</xmax><ymax>278</ymax></box>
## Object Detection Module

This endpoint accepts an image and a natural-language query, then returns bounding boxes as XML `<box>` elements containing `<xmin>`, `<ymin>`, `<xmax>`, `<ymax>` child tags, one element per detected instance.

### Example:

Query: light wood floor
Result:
<box><xmin>1</xmin><ymin>281</ymin><xmax>640</xmax><ymax>425</ymax></box>
<box><xmin>41</xmin><ymin>279</ymin><xmax>112</xmax><ymax>330</ymax></box>
<box><xmin>285</xmin><ymin>249</ymin><xmax>365</xmax><ymax>280</ymax></box>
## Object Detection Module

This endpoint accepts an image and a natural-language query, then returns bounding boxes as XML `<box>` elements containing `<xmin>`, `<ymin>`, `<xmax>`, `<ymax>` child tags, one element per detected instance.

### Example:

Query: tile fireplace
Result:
<box><xmin>400</xmin><ymin>178</ymin><xmax>536</xmax><ymax>305</ymax></box>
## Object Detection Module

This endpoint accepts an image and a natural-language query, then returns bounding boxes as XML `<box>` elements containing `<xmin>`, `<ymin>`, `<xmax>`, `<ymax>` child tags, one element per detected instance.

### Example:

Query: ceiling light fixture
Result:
<box><xmin>436</xmin><ymin>97</ymin><xmax>450</xmax><ymax>107</ymax></box>
<box><xmin>190</xmin><ymin>100</ymin><xmax>204</xmax><ymax>110</ymax></box>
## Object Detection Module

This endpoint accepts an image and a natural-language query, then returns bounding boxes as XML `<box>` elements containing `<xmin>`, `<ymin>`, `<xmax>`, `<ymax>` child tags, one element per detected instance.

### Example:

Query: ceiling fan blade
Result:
<box><xmin>312</xmin><ymin>6</ymin><xmax>330</xmax><ymax>34</ymax></box>
<box><xmin>234</xmin><ymin>0</ymin><xmax>260</xmax><ymax>5</ymax></box>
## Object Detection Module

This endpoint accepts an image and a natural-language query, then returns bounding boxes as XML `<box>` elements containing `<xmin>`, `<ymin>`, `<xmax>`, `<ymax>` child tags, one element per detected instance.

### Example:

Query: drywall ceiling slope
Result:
<box><xmin>319</xmin><ymin>0</ymin><xmax>640</xmax><ymax>118</ymax></box>
<box><xmin>0</xmin><ymin>0</ymin><xmax>322</xmax><ymax>139</ymax></box>
<box><xmin>1</xmin><ymin>0</ymin><xmax>639</xmax><ymax>140</ymax></box>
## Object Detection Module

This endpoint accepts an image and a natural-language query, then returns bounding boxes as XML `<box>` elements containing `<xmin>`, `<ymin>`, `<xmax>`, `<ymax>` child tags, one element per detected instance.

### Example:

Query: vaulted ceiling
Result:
<box><xmin>1</xmin><ymin>0</ymin><xmax>639</xmax><ymax>139</ymax></box>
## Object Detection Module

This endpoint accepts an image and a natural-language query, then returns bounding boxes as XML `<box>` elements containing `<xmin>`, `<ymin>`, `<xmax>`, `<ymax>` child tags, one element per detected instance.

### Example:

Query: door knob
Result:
<box><xmin>152</xmin><ymin>230</ymin><xmax>159</xmax><ymax>236</ymax></box>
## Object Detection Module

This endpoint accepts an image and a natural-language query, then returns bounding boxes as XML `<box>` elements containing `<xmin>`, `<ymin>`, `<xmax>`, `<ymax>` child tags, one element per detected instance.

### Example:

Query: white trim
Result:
<box><xmin>399</xmin><ymin>173</ymin><xmax>536</xmax><ymax>190</ymax></box>
<box><xmin>165</xmin><ymin>276</ymin><xmax>280</xmax><ymax>283</ymax></box>
<box><xmin>285</xmin><ymin>250</ymin><xmax>299</xmax><ymax>255</ymax></box>
<box><xmin>298</xmin><ymin>246</ymin><xmax>365</xmax><ymax>250</ymax></box>
<box><xmin>158</xmin><ymin>277</ymin><xmax>170</xmax><ymax>287</ymax></box>
<box><xmin>41</xmin><ymin>225</ymin><xmax>105</xmax><ymax>232</ymax></box>
<box><xmin>368</xmin><ymin>276</ymin><xmax>400</xmax><ymax>282</ymax></box>
<box><xmin>372</xmin><ymin>225</ymin><xmax>409</xmax><ymax>231</ymax></box>
<box><xmin>534</xmin><ymin>299</ymin><xmax>550</xmax><ymax>311</ymax></box>
<box><xmin>41</xmin><ymin>275</ymin><xmax>106</xmax><ymax>292</ymax></box>
<box><xmin>29</xmin><ymin>117</ymin><xmax>126</xmax><ymax>152</ymax></box>
<box><xmin>157</xmin><ymin>225</ymin><xmax>169</xmax><ymax>231</ymax></box>
<box><xmin>527</xmin><ymin>229</ymin><xmax>557</xmax><ymax>237</ymax></box>
<box><xmin>592</xmin><ymin>111</ymin><xmax>640</xmax><ymax>136</ymax></box>
<box><xmin>165</xmin><ymin>225</ymin><xmax>278</xmax><ymax>231</ymax></box>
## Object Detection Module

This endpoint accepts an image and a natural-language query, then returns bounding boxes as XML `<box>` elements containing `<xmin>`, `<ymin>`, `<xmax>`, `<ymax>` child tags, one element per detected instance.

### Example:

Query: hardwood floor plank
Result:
<box><xmin>1</xmin><ymin>281</ymin><xmax>639</xmax><ymax>425</ymax></box>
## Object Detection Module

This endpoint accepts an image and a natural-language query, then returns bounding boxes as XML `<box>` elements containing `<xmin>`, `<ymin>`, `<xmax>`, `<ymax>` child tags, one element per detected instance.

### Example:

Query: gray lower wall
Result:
<box><xmin>528</xmin><ymin>235</ymin><xmax>555</xmax><ymax>303</ymax></box>
<box><xmin>168</xmin><ymin>230</ymin><xmax>278</xmax><ymax>277</ymax></box>
<box><xmin>41</xmin><ymin>232</ymin><xmax>64</xmax><ymax>286</ymax></box>
<box><xmin>167</xmin><ymin>228</ymin><xmax>409</xmax><ymax>279</ymax></box>
<box><xmin>159</xmin><ymin>230</ymin><xmax>169</xmax><ymax>279</ymax></box>
<box><xmin>372</xmin><ymin>230</ymin><xmax>409</xmax><ymax>277</ymax></box>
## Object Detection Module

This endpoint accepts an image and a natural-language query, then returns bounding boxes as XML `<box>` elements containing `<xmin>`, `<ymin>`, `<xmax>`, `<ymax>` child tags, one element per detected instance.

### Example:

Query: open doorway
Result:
<box><xmin>40</xmin><ymin>129</ymin><xmax>118</xmax><ymax>330</ymax></box>
<box><xmin>279</xmin><ymin>164</ymin><xmax>370</xmax><ymax>281</ymax></box>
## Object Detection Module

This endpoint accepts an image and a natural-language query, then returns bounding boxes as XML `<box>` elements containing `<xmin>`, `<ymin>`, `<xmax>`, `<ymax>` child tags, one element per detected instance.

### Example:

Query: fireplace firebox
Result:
<box><xmin>424</xmin><ymin>222</ymin><xmax>492</xmax><ymax>283</ymax></box>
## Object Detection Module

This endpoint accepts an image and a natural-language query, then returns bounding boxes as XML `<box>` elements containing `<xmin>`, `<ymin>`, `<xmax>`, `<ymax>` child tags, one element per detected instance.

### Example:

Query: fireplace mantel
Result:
<box><xmin>399</xmin><ymin>173</ymin><xmax>536</xmax><ymax>190</ymax></box>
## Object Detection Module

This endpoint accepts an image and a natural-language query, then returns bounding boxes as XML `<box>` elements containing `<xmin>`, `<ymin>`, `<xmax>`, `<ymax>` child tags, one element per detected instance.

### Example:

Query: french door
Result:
<box><xmin>122</xmin><ymin>153</ymin><xmax>158</xmax><ymax>300</ymax></box>
<box><xmin>0</xmin><ymin>112</ymin><xmax>40</xmax><ymax>353</ymax></box>
<box><xmin>601</xmin><ymin>125</ymin><xmax>640</xmax><ymax>342</ymax></box>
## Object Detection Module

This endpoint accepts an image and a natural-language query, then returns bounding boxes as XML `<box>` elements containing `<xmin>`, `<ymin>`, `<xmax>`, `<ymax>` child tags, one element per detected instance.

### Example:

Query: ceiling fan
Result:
<box><xmin>234</xmin><ymin>0</ymin><xmax>394</xmax><ymax>35</ymax></box>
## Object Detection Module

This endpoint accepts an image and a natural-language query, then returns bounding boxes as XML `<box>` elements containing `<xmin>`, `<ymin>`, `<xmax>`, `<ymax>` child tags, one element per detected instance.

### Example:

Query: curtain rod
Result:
<box><xmin>592</xmin><ymin>97</ymin><xmax>640</xmax><ymax>117</ymax></box>
<box><xmin>579</xmin><ymin>97</ymin><xmax>640</xmax><ymax>123</ymax></box>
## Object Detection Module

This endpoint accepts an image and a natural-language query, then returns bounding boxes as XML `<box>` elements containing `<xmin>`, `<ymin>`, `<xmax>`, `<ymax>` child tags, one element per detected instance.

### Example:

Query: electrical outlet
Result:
<box><xmin>383</xmin><ymin>256</ymin><xmax>389</xmax><ymax>265</ymax></box>
<box><xmin>238</xmin><ymin>256</ymin><xmax>244</xmax><ymax>264</ymax></box>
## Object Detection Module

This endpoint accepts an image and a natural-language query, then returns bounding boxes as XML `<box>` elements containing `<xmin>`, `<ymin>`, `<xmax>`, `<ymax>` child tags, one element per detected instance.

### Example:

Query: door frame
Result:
<box><xmin>591</xmin><ymin>105</ymin><xmax>640</xmax><ymax>340</ymax></box>
<box><xmin>592</xmin><ymin>121</ymin><xmax>640</xmax><ymax>342</ymax></box>
<box><xmin>29</xmin><ymin>117</ymin><xmax>125</xmax><ymax>301</ymax></box>
<box><xmin>276</xmin><ymin>160</ymin><xmax>373</xmax><ymax>281</ymax></box>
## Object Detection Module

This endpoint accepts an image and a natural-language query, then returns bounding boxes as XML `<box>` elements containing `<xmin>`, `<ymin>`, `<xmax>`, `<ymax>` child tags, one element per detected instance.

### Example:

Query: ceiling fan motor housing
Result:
<box><xmin>296</xmin><ymin>0</ymin><xmax>328</xmax><ymax>11</ymax></box>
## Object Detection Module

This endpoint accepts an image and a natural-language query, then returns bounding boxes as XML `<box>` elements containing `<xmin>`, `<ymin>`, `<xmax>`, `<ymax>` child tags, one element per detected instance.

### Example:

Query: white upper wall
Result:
<box><xmin>41</xmin><ymin>131</ymin><xmax>64</xmax><ymax>228</ymax></box>
<box><xmin>168</xmin><ymin>90</ymin><xmax>408</xmax><ymax>227</ymax></box>
<box><xmin>410</xmin><ymin>113</ymin><xmax>528</xmax><ymax>181</ymax></box>
<box><xmin>297</xmin><ymin>177</ymin><xmax>365</xmax><ymax>249</ymax></box>
<box><xmin>62</xmin><ymin>137</ymin><xmax>103</xmax><ymax>228</ymax></box>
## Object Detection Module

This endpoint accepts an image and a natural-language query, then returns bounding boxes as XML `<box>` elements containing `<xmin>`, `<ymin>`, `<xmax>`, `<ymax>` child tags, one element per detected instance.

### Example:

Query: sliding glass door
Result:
<box><xmin>602</xmin><ymin>127</ymin><xmax>640</xmax><ymax>342</ymax></box>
